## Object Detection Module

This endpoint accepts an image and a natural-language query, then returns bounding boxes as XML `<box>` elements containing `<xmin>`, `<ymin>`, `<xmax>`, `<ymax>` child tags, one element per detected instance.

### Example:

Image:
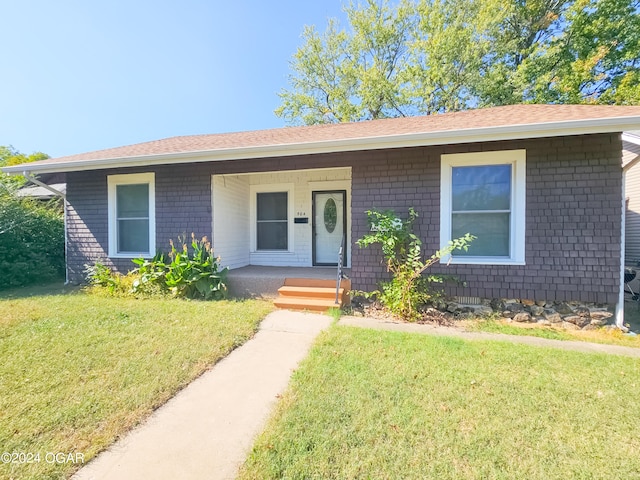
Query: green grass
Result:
<box><xmin>465</xmin><ymin>308</ymin><xmax>640</xmax><ymax>348</ymax></box>
<box><xmin>465</xmin><ymin>318</ymin><xmax>574</xmax><ymax>340</ymax></box>
<box><xmin>240</xmin><ymin>326</ymin><xmax>640</xmax><ymax>479</ymax></box>
<box><xmin>0</xmin><ymin>285</ymin><xmax>273</xmax><ymax>480</ymax></box>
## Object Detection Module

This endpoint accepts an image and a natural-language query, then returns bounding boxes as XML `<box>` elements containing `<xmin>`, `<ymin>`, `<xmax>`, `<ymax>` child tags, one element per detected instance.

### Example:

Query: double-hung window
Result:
<box><xmin>440</xmin><ymin>150</ymin><xmax>526</xmax><ymax>264</ymax></box>
<box><xmin>108</xmin><ymin>173</ymin><xmax>155</xmax><ymax>257</ymax></box>
<box><xmin>249</xmin><ymin>184</ymin><xmax>293</xmax><ymax>253</ymax></box>
<box><xmin>256</xmin><ymin>192</ymin><xmax>289</xmax><ymax>250</ymax></box>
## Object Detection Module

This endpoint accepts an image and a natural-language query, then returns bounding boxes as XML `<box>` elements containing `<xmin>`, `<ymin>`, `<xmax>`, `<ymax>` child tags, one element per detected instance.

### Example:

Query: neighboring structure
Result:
<box><xmin>4</xmin><ymin>104</ymin><xmax>640</xmax><ymax>320</ymax></box>
<box><xmin>623</xmin><ymin>131</ymin><xmax>640</xmax><ymax>267</ymax></box>
<box><xmin>15</xmin><ymin>172</ymin><xmax>66</xmax><ymax>201</ymax></box>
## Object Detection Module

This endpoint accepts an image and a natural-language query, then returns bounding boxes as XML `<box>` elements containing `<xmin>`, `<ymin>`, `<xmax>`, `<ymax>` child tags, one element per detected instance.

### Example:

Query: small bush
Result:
<box><xmin>86</xmin><ymin>234</ymin><xmax>229</xmax><ymax>300</ymax></box>
<box><xmin>356</xmin><ymin>208</ymin><xmax>473</xmax><ymax>321</ymax></box>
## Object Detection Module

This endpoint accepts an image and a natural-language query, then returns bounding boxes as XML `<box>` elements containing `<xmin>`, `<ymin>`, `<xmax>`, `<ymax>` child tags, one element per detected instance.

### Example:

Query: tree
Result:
<box><xmin>513</xmin><ymin>0</ymin><xmax>640</xmax><ymax>104</ymax></box>
<box><xmin>0</xmin><ymin>145</ymin><xmax>50</xmax><ymax>190</ymax></box>
<box><xmin>276</xmin><ymin>0</ymin><xmax>418</xmax><ymax>124</ymax></box>
<box><xmin>276</xmin><ymin>0</ymin><xmax>640</xmax><ymax>124</ymax></box>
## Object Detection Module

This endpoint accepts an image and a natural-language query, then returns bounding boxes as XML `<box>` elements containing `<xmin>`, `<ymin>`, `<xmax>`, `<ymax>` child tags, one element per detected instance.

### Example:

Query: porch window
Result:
<box><xmin>256</xmin><ymin>192</ymin><xmax>288</xmax><ymax>250</ymax></box>
<box><xmin>440</xmin><ymin>150</ymin><xmax>526</xmax><ymax>265</ymax></box>
<box><xmin>108</xmin><ymin>173</ymin><xmax>155</xmax><ymax>257</ymax></box>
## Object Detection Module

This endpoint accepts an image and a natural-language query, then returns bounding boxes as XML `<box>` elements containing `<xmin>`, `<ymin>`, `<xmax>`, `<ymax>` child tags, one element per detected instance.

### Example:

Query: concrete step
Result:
<box><xmin>278</xmin><ymin>286</ymin><xmax>345</xmax><ymax>300</ymax></box>
<box><xmin>274</xmin><ymin>277</ymin><xmax>352</xmax><ymax>312</ymax></box>
<box><xmin>273</xmin><ymin>296</ymin><xmax>342</xmax><ymax>312</ymax></box>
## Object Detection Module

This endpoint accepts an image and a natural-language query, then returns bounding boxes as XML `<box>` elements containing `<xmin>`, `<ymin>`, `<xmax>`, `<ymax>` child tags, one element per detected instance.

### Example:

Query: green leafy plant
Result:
<box><xmin>130</xmin><ymin>252</ymin><xmax>170</xmax><ymax>296</ymax></box>
<box><xmin>85</xmin><ymin>234</ymin><xmax>229</xmax><ymax>300</ymax></box>
<box><xmin>84</xmin><ymin>261</ymin><xmax>148</xmax><ymax>297</ymax></box>
<box><xmin>356</xmin><ymin>208</ymin><xmax>474</xmax><ymax>321</ymax></box>
<box><xmin>161</xmin><ymin>234</ymin><xmax>228</xmax><ymax>300</ymax></box>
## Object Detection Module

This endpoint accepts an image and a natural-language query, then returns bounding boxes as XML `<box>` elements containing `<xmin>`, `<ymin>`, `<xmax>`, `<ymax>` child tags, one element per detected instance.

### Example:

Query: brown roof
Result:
<box><xmin>6</xmin><ymin>104</ymin><xmax>640</xmax><ymax>174</ymax></box>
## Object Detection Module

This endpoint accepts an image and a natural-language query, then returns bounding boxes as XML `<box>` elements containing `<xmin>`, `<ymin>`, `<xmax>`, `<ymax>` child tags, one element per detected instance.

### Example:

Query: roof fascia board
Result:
<box><xmin>622</xmin><ymin>131</ymin><xmax>640</xmax><ymax>145</ymax></box>
<box><xmin>5</xmin><ymin>116</ymin><xmax>640</xmax><ymax>175</ymax></box>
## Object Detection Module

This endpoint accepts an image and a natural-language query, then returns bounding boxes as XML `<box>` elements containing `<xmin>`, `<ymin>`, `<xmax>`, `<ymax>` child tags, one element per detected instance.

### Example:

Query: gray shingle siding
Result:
<box><xmin>66</xmin><ymin>165</ymin><xmax>214</xmax><ymax>282</ymax></box>
<box><xmin>65</xmin><ymin>133</ymin><xmax>623</xmax><ymax>304</ymax></box>
<box><xmin>351</xmin><ymin>134</ymin><xmax>622</xmax><ymax>304</ymax></box>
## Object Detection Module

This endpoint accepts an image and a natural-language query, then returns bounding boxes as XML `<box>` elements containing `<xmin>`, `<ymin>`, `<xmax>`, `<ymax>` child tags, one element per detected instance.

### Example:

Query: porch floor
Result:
<box><xmin>226</xmin><ymin>265</ymin><xmax>351</xmax><ymax>298</ymax></box>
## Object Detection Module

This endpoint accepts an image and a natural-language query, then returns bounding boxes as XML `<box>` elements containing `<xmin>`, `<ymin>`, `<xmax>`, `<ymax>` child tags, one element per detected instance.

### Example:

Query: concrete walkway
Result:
<box><xmin>339</xmin><ymin>315</ymin><xmax>640</xmax><ymax>358</ymax></box>
<box><xmin>73</xmin><ymin>310</ymin><xmax>332</xmax><ymax>480</ymax></box>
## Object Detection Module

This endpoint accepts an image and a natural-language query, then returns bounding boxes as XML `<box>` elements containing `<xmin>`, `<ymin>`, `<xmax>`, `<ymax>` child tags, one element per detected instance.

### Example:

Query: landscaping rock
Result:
<box><xmin>590</xmin><ymin>310</ymin><xmax>613</xmax><ymax>321</ymax></box>
<box><xmin>529</xmin><ymin>305</ymin><xmax>545</xmax><ymax>317</ymax></box>
<box><xmin>561</xmin><ymin>321</ymin><xmax>580</xmax><ymax>330</ymax></box>
<box><xmin>589</xmin><ymin>317</ymin><xmax>609</xmax><ymax>327</ymax></box>
<box><xmin>543</xmin><ymin>310</ymin><xmax>563</xmax><ymax>323</ymax></box>
<box><xmin>563</xmin><ymin>315</ymin><xmax>590</xmax><ymax>328</ymax></box>
<box><xmin>490</xmin><ymin>298</ymin><xmax>506</xmax><ymax>311</ymax></box>
<box><xmin>471</xmin><ymin>305</ymin><xmax>493</xmax><ymax>317</ymax></box>
<box><xmin>555</xmin><ymin>302</ymin><xmax>574</xmax><ymax>315</ymax></box>
<box><xmin>507</xmin><ymin>303</ymin><xmax>525</xmax><ymax>313</ymax></box>
<box><xmin>582</xmin><ymin>324</ymin><xmax>600</xmax><ymax>331</ymax></box>
<box><xmin>513</xmin><ymin>312</ymin><xmax>533</xmax><ymax>323</ymax></box>
<box><xmin>574</xmin><ymin>306</ymin><xmax>591</xmax><ymax>318</ymax></box>
<box><xmin>428</xmin><ymin>296</ymin><xmax>615</xmax><ymax>328</ymax></box>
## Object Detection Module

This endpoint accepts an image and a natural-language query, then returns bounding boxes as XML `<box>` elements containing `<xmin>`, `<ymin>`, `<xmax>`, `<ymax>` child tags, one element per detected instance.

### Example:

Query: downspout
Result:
<box><xmin>22</xmin><ymin>171</ymin><xmax>69</xmax><ymax>285</ymax></box>
<box><xmin>616</xmin><ymin>170</ymin><xmax>626</xmax><ymax>329</ymax></box>
<box><xmin>616</xmin><ymin>151</ymin><xmax>640</xmax><ymax>329</ymax></box>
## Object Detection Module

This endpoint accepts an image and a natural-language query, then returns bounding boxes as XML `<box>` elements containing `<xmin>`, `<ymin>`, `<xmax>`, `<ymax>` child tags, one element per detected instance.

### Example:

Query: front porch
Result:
<box><xmin>226</xmin><ymin>265</ymin><xmax>351</xmax><ymax>299</ymax></box>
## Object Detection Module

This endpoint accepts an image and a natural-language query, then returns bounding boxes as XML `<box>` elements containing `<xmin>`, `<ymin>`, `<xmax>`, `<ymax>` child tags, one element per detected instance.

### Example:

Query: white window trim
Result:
<box><xmin>249</xmin><ymin>183</ymin><xmax>294</xmax><ymax>253</ymax></box>
<box><xmin>107</xmin><ymin>172</ymin><xmax>156</xmax><ymax>258</ymax></box>
<box><xmin>440</xmin><ymin>149</ymin><xmax>526</xmax><ymax>265</ymax></box>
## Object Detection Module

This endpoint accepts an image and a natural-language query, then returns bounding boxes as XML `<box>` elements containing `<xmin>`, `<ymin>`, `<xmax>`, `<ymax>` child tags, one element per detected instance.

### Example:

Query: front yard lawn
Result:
<box><xmin>0</xmin><ymin>286</ymin><xmax>272</xmax><ymax>480</ymax></box>
<box><xmin>240</xmin><ymin>326</ymin><xmax>640</xmax><ymax>479</ymax></box>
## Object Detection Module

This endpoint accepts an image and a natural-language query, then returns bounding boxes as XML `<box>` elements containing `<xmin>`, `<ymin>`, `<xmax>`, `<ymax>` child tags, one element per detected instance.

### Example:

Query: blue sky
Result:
<box><xmin>0</xmin><ymin>1</ymin><xmax>347</xmax><ymax>158</ymax></box>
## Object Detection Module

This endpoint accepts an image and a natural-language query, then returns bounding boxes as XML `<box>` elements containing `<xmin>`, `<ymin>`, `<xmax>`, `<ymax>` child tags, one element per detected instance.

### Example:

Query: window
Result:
<box><xmin>108</xmin><ymin>173</ymin><xmax>155</xmax><ymax>257</ymax></box>
<box><xmin>440</xmin><ymin>150</ymin><xmax>525</xmax><ymax>265</ymax></box>
<box><xmin>256</xmin><ymin>192</ymin><xmax>288</xmax><ymax>250</ymax></box>
<box><xmin>249</xmin><ymin>184</ymin><xmax>293</xmax><ymax>253</ymax></box>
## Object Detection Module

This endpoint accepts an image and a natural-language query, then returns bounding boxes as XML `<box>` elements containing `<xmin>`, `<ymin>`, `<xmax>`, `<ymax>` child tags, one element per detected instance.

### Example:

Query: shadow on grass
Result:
<box><xmin>625</xmin><ymin>298</ymin><xmax>640</xmax><ymax>332</ymax></box>
<box><xmin>0</xmin><ymin>279</ymin><xmax>82</xmax><ymax>300</ymax></box>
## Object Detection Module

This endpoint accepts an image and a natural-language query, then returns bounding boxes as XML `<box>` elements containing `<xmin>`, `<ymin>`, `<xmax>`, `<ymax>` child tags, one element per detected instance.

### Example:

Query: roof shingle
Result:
<box><xmin>6</xmin><ymin>104</ymin><xmax>640</xmax><ymax>173</ymax></box>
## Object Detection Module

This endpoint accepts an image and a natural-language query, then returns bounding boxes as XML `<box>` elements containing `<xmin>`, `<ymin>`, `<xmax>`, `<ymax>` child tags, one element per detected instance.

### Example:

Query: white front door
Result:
<box><xmin>313</xmin><ymin>190</ymin><xmax>346</xmax><ymax>265</ymax></box>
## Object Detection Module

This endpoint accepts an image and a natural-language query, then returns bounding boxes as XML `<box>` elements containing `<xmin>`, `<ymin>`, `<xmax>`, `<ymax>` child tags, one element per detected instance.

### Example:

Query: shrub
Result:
<box><xmin>0</xmin><ymin>189</ymin><xmax>64</xmax><ymax>289</ymax></box>
<box><xmin>356</xmin><ymin>208</ymin><xmax>474</xmax><ymax>321</ymax></box>
<box><xmin>86</xmin><ymin>234</ymin><xmax>229</xmax><ymax>300</ymax></box>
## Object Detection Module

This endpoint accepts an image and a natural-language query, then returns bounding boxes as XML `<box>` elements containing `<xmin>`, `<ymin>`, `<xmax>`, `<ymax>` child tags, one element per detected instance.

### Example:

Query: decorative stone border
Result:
<box><xmin>443</xmin><ymin>298</ymin><xmax>614</xmax><ymax>330</ymax></box>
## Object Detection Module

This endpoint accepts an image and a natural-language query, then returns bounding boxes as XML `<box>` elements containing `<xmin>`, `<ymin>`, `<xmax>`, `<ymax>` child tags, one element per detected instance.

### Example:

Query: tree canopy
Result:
<box><xmin>276</xmin><ymin>0</ymin><xmax>640</xmax><ymax>125</ymax></box>
<box><xmin>0</xmin><ymin>145</ymin><xmax>49</xmax><ymax>189</ymax></box>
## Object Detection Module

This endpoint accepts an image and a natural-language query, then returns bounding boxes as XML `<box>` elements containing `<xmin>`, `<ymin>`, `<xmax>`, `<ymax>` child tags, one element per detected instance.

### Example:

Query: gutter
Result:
<box><xmin>4</xmin><ymin>115</ymin><xmax>640</xmax><ymax>175</ymax></box>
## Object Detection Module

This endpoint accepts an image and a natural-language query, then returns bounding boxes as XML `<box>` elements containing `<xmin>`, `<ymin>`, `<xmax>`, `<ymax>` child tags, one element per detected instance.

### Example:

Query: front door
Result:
<box><xmin>312</xmin><ymin>190</ymin><xmax>347</xmax><ymax>266</ymax></box>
